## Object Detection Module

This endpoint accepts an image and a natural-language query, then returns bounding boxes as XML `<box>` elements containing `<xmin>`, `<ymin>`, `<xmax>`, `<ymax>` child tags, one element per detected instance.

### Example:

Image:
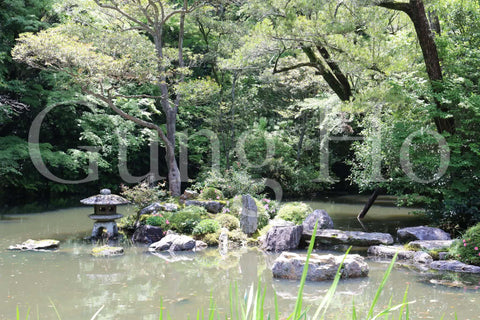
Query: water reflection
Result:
<box><xmin>0</xmin><ymin>202</ymin><xmax>478</xmax><ymax>319</ymax></box>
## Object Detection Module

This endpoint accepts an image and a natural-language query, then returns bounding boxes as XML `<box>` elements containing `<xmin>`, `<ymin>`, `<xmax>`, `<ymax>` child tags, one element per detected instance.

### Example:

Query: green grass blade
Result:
<box><xmin>229</xmin><ymin>284</ymin><xmax>235</xmax><ymax>320</ymax></box>
<box><xmin>311</xmin><ymin>247</ymin><xmax>352</xmax><ymax>320</ymax></box>
<box><xmin>366</xmin><ymin>253</ymin><xmax>398</xmax><ymax>319</ymax></box>
<box><xmin>274</xmin><ymin>291</ymin><xmax>279</xmax><ymax>320</ymax></box>
<box><xmin>90</xmin><ymin>305</ymin><xmax>104</xmax><ymax>320</ymax></box>
<box><xmin>352</xmin><ymin>298</ymin><xmax>357</xmax><ymax>320</ymax></box>
<box><xmin>16</xmin><ymin>305</ymin><xmax>19</xmax><ymax>320</ymax></box>
<box><xmin>159</xmin><ymin>299</ymin><xmax>164</xmax><ymax>320</ymax></box>
<box><xmin>48</xmin><ymin>298</ymin><xmax>62</xmax><ymax>320</ymax></box>
<box><xmin>398</xmin><ymin>285</ymin><xmax>409</xmax><ymax>320</ymax></box>
<box><xmin>292</xmin><ymin>221</ymin><xmax>319</xmax><ymax>319</ymax></box>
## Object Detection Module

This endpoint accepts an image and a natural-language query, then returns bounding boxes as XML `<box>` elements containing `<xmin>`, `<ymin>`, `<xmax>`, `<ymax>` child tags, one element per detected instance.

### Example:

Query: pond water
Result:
<box><xmin>0</xmin><ymin>200</ymin><xmax>479</xmax><ymax>319</ymax></box>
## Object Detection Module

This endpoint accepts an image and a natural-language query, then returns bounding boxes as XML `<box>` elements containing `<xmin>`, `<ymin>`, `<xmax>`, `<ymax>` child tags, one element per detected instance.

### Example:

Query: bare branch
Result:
<box><xmin>94</xmin><ymin>0</ymin><xmax>154</xmax><ymax>33</ymax></box>
<box><xmin>273</xmin><ymin>62</ymin><xmax>317</xmax><ymax>74</ymax></box>
<box><xmin>375</xmin><ymin>0</ymin><xmax>411</xmax><ymax>14</ymax></box>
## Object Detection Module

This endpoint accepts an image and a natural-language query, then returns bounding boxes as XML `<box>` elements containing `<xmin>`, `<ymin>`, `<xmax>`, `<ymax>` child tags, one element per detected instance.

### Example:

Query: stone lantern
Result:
<box><xmin>80</xmin><ymin>189</ymin><xmax>129</xmax><ymax>239</ymax></box>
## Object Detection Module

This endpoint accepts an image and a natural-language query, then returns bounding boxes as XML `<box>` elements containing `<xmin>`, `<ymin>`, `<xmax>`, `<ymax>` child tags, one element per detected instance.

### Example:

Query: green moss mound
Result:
<box><xmin>277</xmin><ymin>202</ymin><xmax>312</xmax><ymax>225</ymax></box>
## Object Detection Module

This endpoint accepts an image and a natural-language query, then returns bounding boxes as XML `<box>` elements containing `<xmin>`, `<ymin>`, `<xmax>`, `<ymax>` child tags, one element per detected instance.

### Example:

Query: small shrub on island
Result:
<box><xmin>450</xmin><ymin>223</ymin><xmax>480</xmax><ymax>266</ymax></box>
<box><xmin>215</xmin><ymin>214</ymin><xmax>240</xmax><ymax>231</ymax></box>
<box><xmin>277</xmin><ymin>202</ymin><xmax>312</xmax><ymax>225</ymax></box>
<box><xmin>192</xmin><ymin>219</ymin><xmax>221</xmax><ymax>236</ymax></box>
<box><xmin>145</xmin><ymin>213</ymin><xmax>171</xmax><ymax>230</ymax></box>
<box><xmin>168</xmin><ymin>206</ymin><xmax>207</xmax><ymax>234</ymax></box>
<box><xmin>199</xmin><ymin>187</ymin><xmax>224</xmax><ymax>200</ymax></box>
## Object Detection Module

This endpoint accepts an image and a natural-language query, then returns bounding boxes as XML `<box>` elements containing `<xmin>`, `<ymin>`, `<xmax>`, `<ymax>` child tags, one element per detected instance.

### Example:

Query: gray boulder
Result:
<box><xmin>367</xmin><ymin>245</ymin><xmax>415</xmax><ymax>260</ymax></box>
<box><xmin>240</xmin><ymin>195</ymin><xmax>258</xmax><ymax>235</ymax></box>
<box><xmin>397</xmin><ymin>226</ymin><xmax>450</xmax><ymax>243</ymax></box>
<box><xmin>262</xmin><ymin>225</ymin><xmax>303</xmax><ymax>251</ymax></box>
<box><xmin>139</xmin><ymin>202</ymin><xmax>178</xmax><ymax>216</ymax></box>
<box><xmin>8</xmin><ymin>239</ymin><xmax>60</xmax><ymax>251</ymax></box>
<box><xmin>302</xmin><ymin>209</ymin><xmax>333</xmax><ymax>233</ymax></box>
<box><xmin>305</xmin><ymin>229</ymin><xmax>394</xmax><ymax>247</ymax></box>
<box><xmin>185</xmin><ymin>200</ymin><xmax>224</xmax><ymax>214</ymax></box>
<box><xmin>272</xmin><ymin>252</ymin><xmax>369</xmax><ymax>281</ymax></box>
<box><xmin>132</xmin><ymin>225</ymin><xmax>164</xmax><ymax>244</ymax></box>
<box><xmin>148</xmin><ymin>233</ymin><xmax>197</xmax><ymax>252</ymax></box>
<box><xmin>413</xmin><ymin>251</ymin><xmax>433</xmax><ymax>265</ymax></box>
<box><xmin>183</xmin><ymin>190</ymin><xmax>199</xmax><ymax>200</ymax></box>
<box><xmin>407</xmin><ymin>240</ymin><xmax>454</xmax><ymax>251</ymax></box>
<box><xmin>430</xmin><ymin>260</ymin><xmax>480</xmax><ymax>273</ymax></box>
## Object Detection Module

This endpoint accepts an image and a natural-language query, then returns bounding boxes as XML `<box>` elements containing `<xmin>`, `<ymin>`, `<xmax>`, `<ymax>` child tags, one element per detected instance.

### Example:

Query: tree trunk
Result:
<box><xmin>302</xmin><ymin>46</ymin><xmax>352</xmax><ymax>101</ymax></box>
<box><xmin>377</xmin><ymin>0</ymin><xmax>455</xmax><ymax>134</ymax></box>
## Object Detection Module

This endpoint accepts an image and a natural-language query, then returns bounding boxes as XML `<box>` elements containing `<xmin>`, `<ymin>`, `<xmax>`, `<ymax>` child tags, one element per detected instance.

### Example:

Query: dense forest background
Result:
<box><xmin>1</xmin><ymin>0</ymin><xmax>480</xmax><ymax>230</ymax></box>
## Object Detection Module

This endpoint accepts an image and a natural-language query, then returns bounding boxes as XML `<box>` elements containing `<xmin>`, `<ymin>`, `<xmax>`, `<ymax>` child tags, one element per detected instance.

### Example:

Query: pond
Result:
<box><xmin>0</xmin><ymin>199</ymin><xmax>478</xmax><ymax>319</ymax></box>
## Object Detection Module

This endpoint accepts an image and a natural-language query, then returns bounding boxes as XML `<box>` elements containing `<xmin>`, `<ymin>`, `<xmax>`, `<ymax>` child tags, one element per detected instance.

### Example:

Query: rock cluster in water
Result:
<box><xmin>8</xmin><ymin>239</ymin><xmax>60</xmax><ymax>251</ymax></box>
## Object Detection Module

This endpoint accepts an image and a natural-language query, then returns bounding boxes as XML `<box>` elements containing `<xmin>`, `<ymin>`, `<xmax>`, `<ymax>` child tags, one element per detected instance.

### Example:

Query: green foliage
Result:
<box><xmin>424</xmin><ymin>198</ymin><xmax>480</xmax><ymax>236</ymax></box>
<box><xmin>120</xmin><ymin>182</ymin><xmax>167</xmax><ymax>210</ymax></box>
<box><xmin>254</xmin><ymin>198</ymin><xmax>271</xmax><ymax>231</ymax></box>
<box><xmin>450</xmin><ymin>223</ymin><xmax>480</xmax><ymax>266</ymax></box>
<box><xmin>214</xmin><ymin>214</ymin><xmax>240</xmax><ymax>231</ymax></box>
<box><xmin>117</xmin><ymin>214</ymin><xmax>137</xmax><ymax>231</ymax></box>
<box><xmin>277</xmin><ymin>202</ymin><xmax>312</xmax><ymax>225</ymax></box>
<box><xmin>168</xmin><ymin>206</ymin><xmax>206</xmax><ymax>234</ymax></box>
<box><xmin>194</xmin><ymin>168</ymin><xmax>265</xmax><ymax>199</ymax></box>
<box><xmin>192</xmin><ymin>219</ymin><xmax>220</xmax><ymax>236</ymax></box>
<box><xmin>145</xmin><ymin>213</ymin><xmax>171</xmax><ymax>230</ymax></box>
<box><xmin>199</xmin><ymin>187</ymin><xmax>224</xmax><ymax>200</ymax></box>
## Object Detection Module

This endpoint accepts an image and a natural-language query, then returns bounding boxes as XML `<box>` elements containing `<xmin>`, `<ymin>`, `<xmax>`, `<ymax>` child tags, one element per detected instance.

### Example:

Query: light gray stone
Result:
<box><xmin>397</xmin><ymin>226</ymin><xmax>451</xmax><ymax>243</ymax></box>
<box><xmin>272</xmin><ymin>252</ymin><xmax>369</xmax><ymax>281</ymax></box>
<box><xmin>413</xmin><ymin>251</ymin><xmax>433</xmax><ymax>265</ymax></box>
<box><xmin>408</xmin><ymin>240</ymin><xmax>454</xmax><ymax>251</ymax></box>
<box><xmin>430</xmin><ymin>260</ymin><xmax>480</xmax><ymax>273</ymax></box>
<box><xmin>8</xmin><ymin>239</ymin><xmax>60</xmax><ymax>251</ymax></box>
<box><xmin>305</xmin><ymin>229</ymin><xmax>394</xmax><ymax>247</ymax></box>
<box><xmin>367</xmin><ymin>245</ymin><xmax>415</xmax><ymax>260</ymax></box>
<box><xmin>302</xmin><ymin>209</ymin><xmax>333</xmax><ymax>233</ymax></box>
<box><xmin>148</xmin><ymin>233</ymin><xmax>196</xmax><ymax>252</ymax></box>
<box><xmin>262</xmin><ymin>225</ymin><xmax>303</xmax><ymax>251</ymax></box>
<box><xmin>269</xmin><ymin>218</ymin><xmax>295</xmax><ymax>227</ymax></box>
<box><xmin>240</xmin><ymin>195</ymin><xmax>258</xmax><ymax>235</ymax></box>
<box><xmin>139</xmin><ymin>202</ymin><xmax>178</xmax><ymax>216</ymax></box>
<box><xmin>183</xmin><ymin>190</ymin><xmax>199</xmax><ymax>200</ymax></box>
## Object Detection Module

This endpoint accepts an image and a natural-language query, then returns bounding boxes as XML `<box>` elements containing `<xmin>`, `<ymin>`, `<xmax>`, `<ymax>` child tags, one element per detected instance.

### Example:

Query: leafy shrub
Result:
<box><xmin>450</xmin><ymin>223</ymin><xmax>480</xmax><ymax>266</ymax></box>
<box><xmin>202</xmin><ymin>232</ymin><xmax>220</xmax><ymax>246</ymax></box>
<box><xmin>215</xmin><ymin>214</ymin><xmax>240</xmax><ymax>231</ymax></box>
<box><xmin>118</xmin><ymin>214</ymin><xmax>137</xmax><ymax>231</ymax></box>
<box><xmin>192</xmin><ymin>219</ymin><xmax>221</xmax><ymax>236</ymax></box>
<box><xmin>277</xmin><ymin>202</ymin><xmax>312</xmax><ymax>225</ymax></box>
<box><xmin>194</xmin><ymin>168</ymin><xmax>265</xmax><ymax>198</ymax></box>
<box><xmin>424</xmin><ymin>198</ymin><xmax>480</xmax><ymax>236</ymax></box>
<box><xmin>121</xmin><ymin>181</ymin><xmax>168</xmax><ymax>209</ymax></box>
<box><xmin>145</xmin><ymin>213</ymin><xmax>171</xmax><ymax>230</ymax></box>
<box><xmin>260</xmin><ymin>198</ymin><xmax>279</xmax><ymax>219</ymax></box>
<box><xmin>199</xmin><ymin>187</ymin><xmax>224</xmax><ymax>200</ymax></box>
<box><xmin>168</xmin><ymin>206</ymin><xmax>206</xmax><ymax>234</ymax></box>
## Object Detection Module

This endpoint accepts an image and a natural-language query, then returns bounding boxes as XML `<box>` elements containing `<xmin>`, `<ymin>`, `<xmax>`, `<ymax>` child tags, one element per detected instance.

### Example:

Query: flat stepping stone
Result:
<box><xmin>272</xmin><ymin>252</ymin><xmax>369</xmax><ymax>281</ymax></box>
<box><xmin>397</xmin><ymin>226</ymin><xmax>450</xmax><ymax>243</ymax></box>
<box><xmin>91</xmin><ymin>246</ymin><xmax>124</xmax><ymax>257</ymax></box>
<box><xmin>368</xmin><ymin>245</ymin><xmax>415</xmax><ymax>260</ymax></box>
<box><xmin>8</xmin><ymin>239</ymin><xmax>60</xmax><ymax>251</ymax></box>
<box><xmin>408</xmin><ymin>240</ymin><xmax>454</xmax><ymax>251</ymax></box>
<box><xmin>430</xmin><ymin>260</ymin><xmax>480</xmax><ymax>273</ymax></box>
<box><xmin>305</xmin><ymin>229</ymin><xmax>394</xmax><ymax>246</ymax></box>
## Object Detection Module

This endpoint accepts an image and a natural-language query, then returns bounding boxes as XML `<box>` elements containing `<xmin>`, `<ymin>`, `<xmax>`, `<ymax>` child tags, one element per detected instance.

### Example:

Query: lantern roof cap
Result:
<box><xmin>80</xmin><ymin>189</ymin><xmax>129</xmax><ymax>206</ymax></box>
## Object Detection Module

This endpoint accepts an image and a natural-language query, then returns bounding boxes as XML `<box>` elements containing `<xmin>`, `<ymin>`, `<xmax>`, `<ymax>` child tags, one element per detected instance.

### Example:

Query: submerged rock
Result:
<box><xmin>407</xmin><ymin>240</ymin><xmax>454</xmax><ymax>251</ymax></box>
<box><xmin>240</xmin><ymin>195</ymin><xmax>258</xmax><ymax>235</ymax></box>
<box><xmin>305</xmin><ymin>229</ymin><xmax>394</xmax><ymax>247</ymax></box>
<box><xmin>272</xmin><ymin>252</ymin><xmax>369</xmax><ymax>281</ymax></box>
<box><xmin>91</xmin><ymin>246</ymin><xmax>124</xmax><ymax>257</ymax></box>
<box><xmin>148</xmin><ymin>233</ymin><xmax>200</xmax><ymax>252</ymax></box>
<box><xmin>430</xmin><ymin>260</ymin><xmax>480</xmax><ymax>273</ymax></box>
<box><xmin>397</xmin><ymin>226</ymin><xmax>451</xmax><ymax>243</ymax></box>
<box><xmin>185</xmin><ymin>200</ymin><xmax>224</xmax><ymax>214</ymax></box>
<box><xmin>8</xmin><ymin>239</ymin><xmax>60</xmax><ymax>251</ymax></box>
<box><xmin>132</xmin><ymin>225</ymin><xmax>164</xmax><ymax>244</ymax></box>
<box><xmin>262</xmin><ymin>225</ymin><xmax>303</xmax><ymax>251</ymax></box>
<box><xmin>302</xmin><ymin>209</ymin><xmax>333</xmax><ymax>233</ymax></box>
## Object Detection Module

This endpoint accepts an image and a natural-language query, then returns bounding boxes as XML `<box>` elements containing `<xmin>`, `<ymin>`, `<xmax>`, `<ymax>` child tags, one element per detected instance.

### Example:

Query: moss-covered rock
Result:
<box><xmin>91</xmin><ymin>246</ymin><xmax>124</xmax><ymax>257</ymax></box>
